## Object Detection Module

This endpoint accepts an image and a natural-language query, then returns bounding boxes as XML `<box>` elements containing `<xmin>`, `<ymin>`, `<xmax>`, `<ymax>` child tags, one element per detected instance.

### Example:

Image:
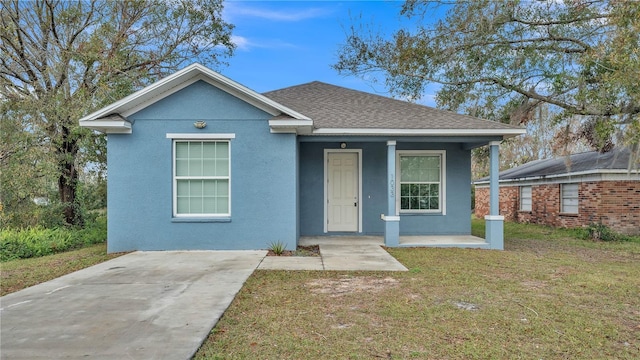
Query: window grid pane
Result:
<box><xmin>399</xmin><ymin>154</ymin><xmax>441</xmax><ymax>211</ymax></box>
<box><xmin>175</xmin><ymin>140</ymin><xmax>230</xmax><ymax>216</ymax></box>
<box><xmin>561</xmin><ymin>183</ymin><xmax>579</xmax><ymax>214</ymax></box>
<box><xmin>520</xmin><ymin>186</ymin><xmax>532</xmax><ymax>211</ymax></box>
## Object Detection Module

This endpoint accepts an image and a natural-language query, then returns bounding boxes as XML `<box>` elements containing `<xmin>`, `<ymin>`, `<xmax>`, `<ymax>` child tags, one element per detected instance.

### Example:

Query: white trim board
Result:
<box><xmin>79</xmin><ymin>63</ymin><xmax>311</xmax><ymax>133</ymax></box>
<box><xmin>80</xmin><ymin>64</ymin><xmax>310</xmax><ymax>122</ymax></box>
<box><xmin>313</xmin><ymin>128</ymin><xmax>525</xmax><ymax>138</ymax></box>
<box><xmin>166</xmin><ymin>133</ymin><xmax>236</xmax><ymax>139</ymax></box>
<box><xmin>81</xmin><ymin>120</ymin><xmax>132</xmax><ymax>134</ymax></box>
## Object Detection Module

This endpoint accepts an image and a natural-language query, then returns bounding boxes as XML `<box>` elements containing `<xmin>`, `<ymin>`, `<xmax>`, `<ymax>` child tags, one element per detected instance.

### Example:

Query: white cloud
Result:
<box><xmin>231</xmin><ymin>34</ymin><xmax>296</xmax><ymax>51</ymax></box>
<box><xmin>225</xmin><ymin>2</ymin><xmax>333</xmax><ymax>22</ymax></box>
<box><xmin>231</xmin><ymin>35</ymin><xmax>251</xmax><ymax>51</ymax></box>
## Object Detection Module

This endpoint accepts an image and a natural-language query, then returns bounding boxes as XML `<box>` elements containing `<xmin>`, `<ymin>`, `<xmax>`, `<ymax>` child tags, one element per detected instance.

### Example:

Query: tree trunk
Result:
<box><xmin>57</xmin><ymin>126</ymin><xmax>83</xmax><ymax>226</ymax></box>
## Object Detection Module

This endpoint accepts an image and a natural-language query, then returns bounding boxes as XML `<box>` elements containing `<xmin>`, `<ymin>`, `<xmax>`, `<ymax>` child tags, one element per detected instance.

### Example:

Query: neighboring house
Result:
<box><xmin>474</xmin><ymin>148</ymin><xmax>640</xmax><ymax>235</ymax></box>
<box><xmin>79</xmin><ymin>63</ymin><xmax>524</xmax><ymax>252</ymax></box>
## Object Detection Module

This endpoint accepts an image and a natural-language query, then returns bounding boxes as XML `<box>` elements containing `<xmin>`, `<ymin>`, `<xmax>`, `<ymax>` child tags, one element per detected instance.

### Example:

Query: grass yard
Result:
<box><xmin>2</xmin><ymin>220</ymin><xmax>638</xmax><ymax>358</ymax></box>
<box><xmin>0</xmin><ymin>243</ymin><xmax>124</xmax><ymax>296</ymax></box>
<box><xmin>195</xmin><ymin>221</ymin><xmax>640</xmax><ymax>359</ymax></box>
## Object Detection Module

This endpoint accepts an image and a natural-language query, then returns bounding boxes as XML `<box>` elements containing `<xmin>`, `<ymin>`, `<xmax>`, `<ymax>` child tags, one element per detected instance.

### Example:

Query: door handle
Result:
<box><xmin>354</xmin><ymin>202</ymin><xmax>357</xmax><ymax>207</ymax></box>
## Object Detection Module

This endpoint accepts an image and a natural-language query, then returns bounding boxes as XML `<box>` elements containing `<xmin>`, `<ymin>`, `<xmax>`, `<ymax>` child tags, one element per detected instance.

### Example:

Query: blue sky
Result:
<box><xmin>221</xmin><ymin>0</ymin><xmax>440</xmax><ymax>107</ymax></box>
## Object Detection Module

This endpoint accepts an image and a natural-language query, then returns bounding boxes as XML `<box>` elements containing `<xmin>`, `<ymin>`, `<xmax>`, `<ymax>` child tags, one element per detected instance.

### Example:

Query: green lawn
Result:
<box><xmin>0</xmin><ymin>243</ymin><xmax>124</xmax><ymax>296</ymax></box>
<box><xmin>195</xmin><ymin>220</ymin><xmax>640</xmax><ymax>359</ymax></box>
<box><xmin>2</xmin><ymin>220</ymin><xmax>638</xmax><ymax>359</ymax></box>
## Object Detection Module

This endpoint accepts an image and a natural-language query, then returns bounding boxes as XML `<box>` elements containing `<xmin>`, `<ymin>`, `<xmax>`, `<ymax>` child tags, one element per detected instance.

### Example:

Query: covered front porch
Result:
<box><xmin>379</xmin><ymin>140</ymin><xmax>504</xmax><ymax>250</ymax></box>
<box><xmin>298</xmin><ymin>138</ymin><xmax>506</xmax><ymax>250</ymax></box>
<box><xmin>299</xmin><ymin>235</ymin><xmax>489</xmax><ymax>249</ymax></box>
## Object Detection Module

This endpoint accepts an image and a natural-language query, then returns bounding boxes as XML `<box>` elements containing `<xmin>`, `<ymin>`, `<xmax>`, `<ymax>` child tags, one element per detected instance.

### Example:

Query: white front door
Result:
<box><xmin>327</xmin><ymin>152</ymin><xmax>359</xmax><ymax>232</ymax></box>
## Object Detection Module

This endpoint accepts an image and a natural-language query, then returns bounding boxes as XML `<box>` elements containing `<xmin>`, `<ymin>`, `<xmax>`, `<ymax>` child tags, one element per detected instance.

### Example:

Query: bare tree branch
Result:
<box><xmin>1</xmin><ymin>0</ymin><xmax>235</xmax><ymax>225</ymax></box>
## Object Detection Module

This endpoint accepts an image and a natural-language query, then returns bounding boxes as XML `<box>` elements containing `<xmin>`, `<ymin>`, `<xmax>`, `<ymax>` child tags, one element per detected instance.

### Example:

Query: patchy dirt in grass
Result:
<box><xmin>549</xmin><ymin>265</ymin><xmax>578</xmax><ymax>280</ymax></box>
<box><xmin>508</xmin><ymin>237</ymin><xmax>640</xmax><ymax>263</ymax></box>
<box><xmin>266</xmin><ymin>245</ymin><xmax>320</xmax><ymax>257</ymax></box>
<box><xmin>454</xmin><ymin>301</ymin><xmax>480</xmax><ymax>311</ymax></box>
<box><xmin>306</xmin><ymin>275</ymin><xmax>399</xmax><ymax>297</ymax></box>
<box><xmin>521</xmin><ymin>280</ymin><xmax>548</xmax><ymax>290</ymax></box>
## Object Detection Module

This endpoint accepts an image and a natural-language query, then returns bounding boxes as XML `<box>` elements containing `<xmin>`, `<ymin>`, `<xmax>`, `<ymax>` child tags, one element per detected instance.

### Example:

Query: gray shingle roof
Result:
<box><xmin>262</xmin><ymin>81</ymin><xmax>521</xmax><ymax>131</ymax></box>
<box><xmin>477</xmin><ymin>147</ymin><xmax>638</xmax><ymax>182</ymax></box>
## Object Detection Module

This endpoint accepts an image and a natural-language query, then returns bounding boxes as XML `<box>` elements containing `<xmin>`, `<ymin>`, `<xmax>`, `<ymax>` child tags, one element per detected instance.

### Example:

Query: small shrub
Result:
<box><xmin>583</xmin><ymin>223</ymin><xmax>636</xmax><ymax>242</ymax></box>
<box><xmin>267</xmin><ymin>240</ymin><xmax>287</xmax><ymax>256</ymax></box>
<box><xmin>76</xmin><ymin>217</ymin><xmax>108</xmax><ymax>245</ymax></box>
<box><xmin>293</xmin><ymin>245</ymin><xmax>320</xmax><ymax>257</ymax></box>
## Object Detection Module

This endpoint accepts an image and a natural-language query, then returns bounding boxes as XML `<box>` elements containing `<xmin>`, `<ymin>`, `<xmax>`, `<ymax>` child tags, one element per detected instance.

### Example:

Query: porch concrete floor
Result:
<box><xmin>259</xmin><ymin>239</ymin><xmax>408</xmax><ymax>271</ymax></box>
<box><xmin>299</xmin><ymin>235</ymin><xmax>489</xmax><ymax>248</ymax></box>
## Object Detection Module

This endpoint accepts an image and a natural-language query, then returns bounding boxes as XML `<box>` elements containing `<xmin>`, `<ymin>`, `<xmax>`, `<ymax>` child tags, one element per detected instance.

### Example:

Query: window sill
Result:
<box><xmin>518</xmin><ymin>210</ymin><xmax>532</xmax><ymax>213</ymax></box>
<box><xmin>172</xmin><ymin>217</ymin><xmax>231</xmax><ymax>223</ymax></box>
<box><xmin>559</xmin><ymin>213</ymin><xmax>579</xmax><ymax>217</ymax></box>
<box><xmin>399</xmin><ymin>212</ymin><xmax>443</xmax><ymax>216</ymax></box>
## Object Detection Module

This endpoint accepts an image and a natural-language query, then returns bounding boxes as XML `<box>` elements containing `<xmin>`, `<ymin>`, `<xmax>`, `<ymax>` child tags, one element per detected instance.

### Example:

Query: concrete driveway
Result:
<box><xmin>0</xmin><ymin>251</ymin><xmax>266</xmax><ymax>360</ymax></box>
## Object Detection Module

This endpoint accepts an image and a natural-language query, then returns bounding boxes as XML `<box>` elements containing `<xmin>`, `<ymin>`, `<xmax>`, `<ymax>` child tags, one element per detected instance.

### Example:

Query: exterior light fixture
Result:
<box><xmin>194</xmin><ymin>120</ymin><xmax>207</xmax><ymax>129</ymax></box>
<box><xmin>340</xmin><ymin>142</ymin><xmax>347</xmax><ymax>149</ymax></box>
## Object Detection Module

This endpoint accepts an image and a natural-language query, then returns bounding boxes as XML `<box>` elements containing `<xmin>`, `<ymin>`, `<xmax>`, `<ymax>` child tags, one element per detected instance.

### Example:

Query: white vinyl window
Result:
<box><xmin>520</xmin><ymin>186</ymin><xmax>532</xmax><ymax>211</ymax></box>
<box><xmin>397</xmin><ymin>151</ymin><xmax>445</xmax><ymax>213</ymax></box>
<box><xmin>173</xmin><ymin>140</ymin><xmax>230</xmax><ymax>217</ymax></box>
<box><xmin>561</xmin><ymin>183</ymin><xmax>579</xmax><ymax>214</ymax></box>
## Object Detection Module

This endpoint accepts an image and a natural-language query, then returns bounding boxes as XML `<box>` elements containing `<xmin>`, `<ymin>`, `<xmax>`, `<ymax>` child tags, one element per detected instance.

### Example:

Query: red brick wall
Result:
<box><xmin>475</xmin><ymin>187</ymin><xmax>489</xmax><ymax>218</ymax></box>
<box><xmin>475</xmin><ymin>180</ymin><xmax>639</xmax><ymax>235</ymax></box>
<box><xmin>593</xmin><ymin>181</ymin><xmax>640</xmax><ymax>235</ymax></box>
<box><xmin>474</xmin><ymin>186</ymin><xmax>524</xmax><ymax>221</ymax></box>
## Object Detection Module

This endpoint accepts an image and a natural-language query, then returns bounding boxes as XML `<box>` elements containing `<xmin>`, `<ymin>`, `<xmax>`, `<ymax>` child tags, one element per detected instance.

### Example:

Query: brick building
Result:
<box><xmin>474</xmin><ymin>148</ymin><xmax>640</xmax><ymax>235</ymax></box>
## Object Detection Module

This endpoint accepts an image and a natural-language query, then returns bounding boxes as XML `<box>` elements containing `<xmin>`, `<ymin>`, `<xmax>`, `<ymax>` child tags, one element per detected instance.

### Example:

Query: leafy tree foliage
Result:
<box><xmin>334</xmin><ymin>0</ymin><xmax>640</xmax><ymax>154</ymax></box>
<box><xmin>1</xmin><ymin>0</ymin><xmax>234</xmax><ymax>226</ymax></box>
<box><xmin>472</xmin><ymin>105</ymin><xmax>591</xmax><ymax>179</ymax></box>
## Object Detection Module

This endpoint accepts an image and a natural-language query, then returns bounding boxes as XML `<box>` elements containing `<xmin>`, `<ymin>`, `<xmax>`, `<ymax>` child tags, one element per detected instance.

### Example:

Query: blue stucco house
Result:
<box><xmin>79</xmin><ymin>63</ymin><xmax>524</xmax><ymax>253</ymax></box>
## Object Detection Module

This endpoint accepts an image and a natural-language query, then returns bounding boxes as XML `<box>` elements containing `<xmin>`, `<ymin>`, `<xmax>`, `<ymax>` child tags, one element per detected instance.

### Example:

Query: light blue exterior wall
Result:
<box><xmin>105</xmin><ymin>79</ymin><xmax>489</xmax><ymax>251</ymax></box>
<box><xmin>106</xmin><ymin>81</ymin><xmax>297</xmax><ymax>252</ymax></box>
<box><xmin>298</xmin><ymin>141</ymin><xmax>472</xmax><ymax>236</ymax></box>
<box><xmin>299</xmin><ymin>142</ymin><xmax>386</xmax><ymax>235</ymax></box>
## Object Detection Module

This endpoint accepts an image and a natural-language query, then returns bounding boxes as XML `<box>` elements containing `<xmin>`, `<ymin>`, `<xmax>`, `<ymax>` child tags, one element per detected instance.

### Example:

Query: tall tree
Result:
<box><xmin>1</xmin><ymin>0</ymin><xmax>234</xmax><ymax>226</ymax></box>
<box><xmin>334</xmin><ymin>0</ymin><xmax>640</xmax><ymax>153</ymax></box>
<box><xmin>472</xmin><ymin>105</ymin><xmax>591</xmax><ymax>179</ymax></box>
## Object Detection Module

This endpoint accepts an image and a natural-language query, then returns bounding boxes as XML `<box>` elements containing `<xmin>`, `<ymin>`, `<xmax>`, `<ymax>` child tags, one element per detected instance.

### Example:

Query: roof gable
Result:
<box><xmin>79</xmin><ymin>63</ymin><xmax>310</xmax><ymax>134</ymax></box>
<box><xmin>129</xmin><ymin>80</ymin><xmax>271</xmax><ymax>120</ymax></box>
<box><xmin>263</xmin><ymin>81</ymin><xmax>524</xmax><ymax>137</ymax></box>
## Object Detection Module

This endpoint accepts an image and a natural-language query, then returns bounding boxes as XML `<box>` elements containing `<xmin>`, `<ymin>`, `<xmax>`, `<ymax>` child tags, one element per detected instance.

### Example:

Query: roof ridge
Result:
<box><xmin>475</xmin><ymin>146</ymin><xmax>634</xmax><ymax>182</ymax></box>
<box><xmin>262</xmin><ymin>80</ymin><xmax>323</xmax><ymax>94</ymax></box>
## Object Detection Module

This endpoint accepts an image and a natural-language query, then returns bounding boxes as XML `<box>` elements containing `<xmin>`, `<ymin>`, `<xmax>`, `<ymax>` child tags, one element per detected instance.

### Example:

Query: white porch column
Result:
<box><xmin>485</xmin><ymin>141</ymin><xmax>504</xmax><ymax>250</ymax></box>
<box><xmin>382</xmin><ymin>140</ymin><xmax>400</xmax><ymax>247</ymax></box>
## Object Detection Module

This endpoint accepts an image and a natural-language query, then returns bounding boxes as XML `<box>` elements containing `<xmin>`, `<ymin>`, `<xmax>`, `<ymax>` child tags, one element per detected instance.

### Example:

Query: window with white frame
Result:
<box><xmin>520</xmin><ymin>186</ymin><xmax>532</xmax><ymax>211</ymax></box>
<box><xmin>397</xmin><ymin>151</ymin><xmax>445</xmax><ymax>213</ymax></box>
<box><xmin>173</xmin><ymin>140</ymin><xmax>230</xmax><ymax>217</ymax></box>
<box><xmin>561</xmin><ymin>183</ymin><xmax>579</xmax><ymax>214</ymax></box>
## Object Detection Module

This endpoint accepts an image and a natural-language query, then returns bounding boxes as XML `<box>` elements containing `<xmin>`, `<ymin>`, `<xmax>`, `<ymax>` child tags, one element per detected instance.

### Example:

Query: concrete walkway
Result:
<box><xmin>258</xmin><ymin>244</ymin><xmax>408</xmax><ymax>271</ymax></box>
<box><xmin>0</xmin><ymin>251</ymin><xmax>266</xmax><ymax>360</ymax></box>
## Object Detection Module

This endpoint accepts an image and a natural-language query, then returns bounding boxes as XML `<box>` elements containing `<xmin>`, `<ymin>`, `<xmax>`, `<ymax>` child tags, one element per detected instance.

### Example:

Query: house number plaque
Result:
<box><xmin>389</xmin><ymin>175</ymin><xmax>395</xmax><ymax>197</ymax></box>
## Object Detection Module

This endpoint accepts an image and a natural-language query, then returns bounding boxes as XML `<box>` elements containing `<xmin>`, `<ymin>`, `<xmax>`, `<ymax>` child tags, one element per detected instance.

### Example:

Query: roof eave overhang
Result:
<box><xmin>268</xmin><ymin>119</ymin><xmax>314</xmax><ymax>134</ymax></box>
<box><xmin>473</xmin><ymin>168</ymin><xmax>640</xmax><ymax>185</ymax></box>
<box><xmin>79</xmin><ymin>114</ymin><xmax>132</xmax><ymax>134</ymax></box>
<box><xmin>311</xmin><ymin>128</ymin><xmax>526</xmax><ymax>137</ymax></box>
